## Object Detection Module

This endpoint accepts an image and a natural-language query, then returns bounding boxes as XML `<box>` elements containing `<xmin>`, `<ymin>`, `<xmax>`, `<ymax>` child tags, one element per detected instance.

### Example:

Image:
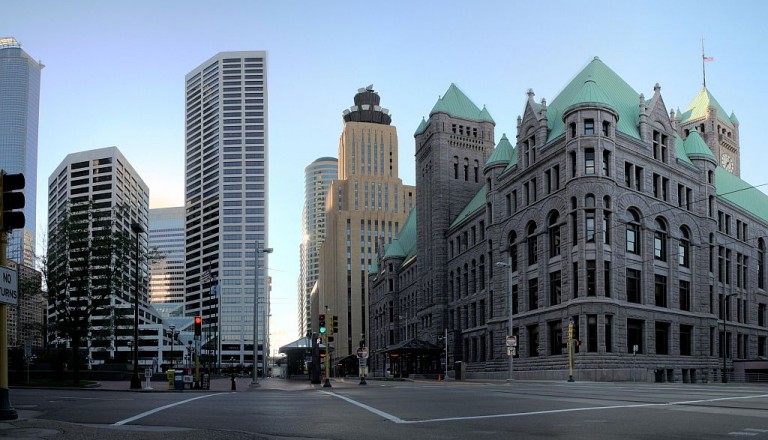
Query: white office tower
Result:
<box><xmin>47</xmin><ymin>146</ymin><xmax>162</xmax><ymax>365</ymax></box>
<box><xmin>184</xmin><ymin>51</ymin><xmax>270</xmax><ymax>371</ymax></box>
<box><xmin>298</xmin><ymin>157</ymin><xmax>338</xmax><ymax>337</ymax></box>
<box><xmin>149</xmin><ymin>207</ymin><xmax>185</xmax><ymax>304</ymax></box>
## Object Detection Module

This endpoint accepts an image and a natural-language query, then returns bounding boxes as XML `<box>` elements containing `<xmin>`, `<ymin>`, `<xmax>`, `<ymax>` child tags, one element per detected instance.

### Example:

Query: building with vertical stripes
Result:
<box><xmin>184</xmin><ymin>51</ymin><xmax>270</xmax><ymax>371</ymax></box>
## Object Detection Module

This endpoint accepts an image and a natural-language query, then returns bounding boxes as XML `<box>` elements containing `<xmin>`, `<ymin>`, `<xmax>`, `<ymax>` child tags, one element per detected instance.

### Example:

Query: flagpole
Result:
<box><xmin>702</xmin><ymin>37</ymin><xmax>706</xmax><ymax>89</ymax></box>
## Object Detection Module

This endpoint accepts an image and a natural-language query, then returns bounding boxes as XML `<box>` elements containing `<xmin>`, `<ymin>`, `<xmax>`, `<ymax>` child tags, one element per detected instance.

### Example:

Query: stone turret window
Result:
<box><xmin>584</xmin><ymin>148</ymin><xmax>595</xmax><ymax>175</ymax></box>
<box><xmin>453</xmin><ymin>156</ymin><xmax>459</xmax><ymax>179</ymax></box>
<box><xmin>652</xmin><ymin>130</ymin><xmax>668</xmax><ymax>162</ymax></box>
<box><xmin>602</xmin><ymin>121</ymin><xmax>610</xmax><ymax>136</ymax></box>
<box><xmin>570</xmin><ymin>122</ymin><xmax>577</xmax><ymax>138</ymax></box>
<box><xmin>584</xmin><ymin>119</ymin><xmax>595</xmax><ymax>135</ymax></box>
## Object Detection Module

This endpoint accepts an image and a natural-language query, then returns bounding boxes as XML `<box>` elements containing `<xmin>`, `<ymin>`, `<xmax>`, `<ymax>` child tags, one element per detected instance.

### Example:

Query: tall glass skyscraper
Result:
<box><xmin>0</xmin><ymin>37</ymin><xmax>43</xmax><ymax>267</ymax></box>
<box><xmin>298</xmin><ymin>157</ymin><xmax>337</xmax><ymax>337</ymax></box>
<box><xmin>184</xmin><ymin>51</ymin><xmax>269</xmax><ymax>371</ymax></box>
<box><xmin>149</xmin><ymin>207</ymin><xmax>185</xmax><ymax>304</ymax></box>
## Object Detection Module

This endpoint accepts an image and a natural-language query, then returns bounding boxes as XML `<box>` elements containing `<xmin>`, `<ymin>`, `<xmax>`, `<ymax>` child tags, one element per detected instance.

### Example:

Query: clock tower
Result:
<box><xmin>678</xmin><ymin>87</ymin><xmax>740</xmax><ymax>175</ymax></box>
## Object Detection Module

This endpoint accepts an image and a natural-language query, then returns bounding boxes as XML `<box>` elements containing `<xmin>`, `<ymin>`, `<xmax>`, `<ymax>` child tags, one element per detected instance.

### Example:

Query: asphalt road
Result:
<box><xmin>4</xmin><ymin>378</ymin><xmax>768</xmax><ymax>439</ymax></box>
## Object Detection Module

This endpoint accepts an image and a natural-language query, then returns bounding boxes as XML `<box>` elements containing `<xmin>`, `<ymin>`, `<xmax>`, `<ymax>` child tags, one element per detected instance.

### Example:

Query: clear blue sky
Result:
<box><xmin>4</xmin><ymin>0</ymin><xmax>767</xmax><ymax>351</ymax></box>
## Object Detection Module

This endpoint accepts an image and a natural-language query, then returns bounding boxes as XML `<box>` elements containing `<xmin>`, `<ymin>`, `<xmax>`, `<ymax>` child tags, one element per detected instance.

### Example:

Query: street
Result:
<box><xmin>4</xmin><ymin>378</ymin><xmax>768</xmax><ymax>439</ymax></box>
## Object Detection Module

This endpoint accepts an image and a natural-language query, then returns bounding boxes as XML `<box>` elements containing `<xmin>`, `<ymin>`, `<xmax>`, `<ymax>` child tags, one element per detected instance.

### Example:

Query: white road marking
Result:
<box><xmin>324</xmin><ymin>391</ymin><xmax>768</xmax><ymax>425</ymax></box>
<box><xmin>728</xmin><ymin>433</ymin><xmax>758</xmax><ymax>436</ymax></box>
<box><xmin>744</xmin><ymin>429</ymin><xmax>768</xmax><ymax>432</ymax></box>
<box><xmin>112</xmin><ymin>393</ymin><xmax>225</xmax><ymax>426</ymax></box>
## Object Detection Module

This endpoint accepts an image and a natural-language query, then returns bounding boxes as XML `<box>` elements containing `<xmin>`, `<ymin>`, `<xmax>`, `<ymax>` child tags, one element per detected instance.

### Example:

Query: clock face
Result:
<box><xmin>721</xmin><ymin>153</ymin><xmax>734</xmax><ymax>172</ymax></box>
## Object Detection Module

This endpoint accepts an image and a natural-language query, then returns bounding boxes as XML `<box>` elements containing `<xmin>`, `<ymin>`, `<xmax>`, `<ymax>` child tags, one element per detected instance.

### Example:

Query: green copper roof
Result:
<box><xmin>450</xmin><ymin>186</ymin><xmax>487</xmax><ymax>229</ymax></box>
<box><xmin>414</xmin><ymin>117</ymin><xmax>429</xmax><ymax>136</ymax></box>
<box><xmin>716</xmin><ymin>167</ymin><xmax>768</xmax><ymax>222</ymax></box>
<box><xmin>564</xmin><ymin>79</ymin><xmax>615</xmax><ymax>114</ymax></box>
<box><xmin>674</xmin><ymin>134</ymin><xmax>693</xmax><ymax>165</ymax></box>
<box><xmin>730</xmin><ymin>111</ymin><xmax>739</xmax><ymax>125</ymax></box>
<box><xmin>384</xmin><ymin>208</ymin><xmax>417</xmax><ymax>261</ymax></box>
<box><xmin>486</xmin><ymin>134</ymin><xmax>515</xmax><ymax>167</ymax></box>
<box><xmin>683</xmin><ymin>129</ymin><xmax>714</xmax><ymax>160</ymax></box>
<box><xmin>430</xmin><ymin>83</ymin><xmax>494</xmax><ymax>123</ymax></box>
<box><xmin>680</xmin><ymin>87</ymin><xmax>734</xmax><ymax>129</ymax></box>
<box><xmin>546</xmin><ymin>57</ymin><xmax>641</xmax><ymax>142</ymax></box>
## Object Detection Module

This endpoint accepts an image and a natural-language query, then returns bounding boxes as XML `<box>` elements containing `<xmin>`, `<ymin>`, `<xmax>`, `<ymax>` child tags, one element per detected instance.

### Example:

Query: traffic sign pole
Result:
<box><xmin>0</xmin><ymin>231</ymin><xmax>18</xmax><ymax>419</ymax></box>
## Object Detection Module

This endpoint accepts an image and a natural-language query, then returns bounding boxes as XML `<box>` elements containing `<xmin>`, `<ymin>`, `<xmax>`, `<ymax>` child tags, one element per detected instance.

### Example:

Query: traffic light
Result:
<box><xmin>1</xmin><ymin>172</ymin><xmax>25</xmax><ymax>231</ymax></box>
<box><xmin>194</xmin><ymin>316</ymin><xmax>202</xmax><ymax>337</ymax></box>
<box><xmin>332</xmin><ymin>315</ymin><xmax>338</xmax><ymax>334</ymax></box>
<box><xmin>319</xmin><ymin>314</ymin><xmax>326</xmax><ymax>334</ymax></box>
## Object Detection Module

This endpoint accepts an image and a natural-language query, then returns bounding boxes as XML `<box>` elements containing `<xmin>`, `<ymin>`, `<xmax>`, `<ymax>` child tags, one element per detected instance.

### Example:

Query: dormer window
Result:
<box><xmin>584</xmin><ymin>119</ymin><xmax>595</xmax><ymax>135</ymax></box>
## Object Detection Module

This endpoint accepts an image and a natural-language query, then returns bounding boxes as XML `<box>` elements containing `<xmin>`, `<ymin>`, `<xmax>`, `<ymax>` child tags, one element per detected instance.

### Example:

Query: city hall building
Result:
<box><xmin>369</xmin><ymin>57</ymin><xmax>768</xmax><ymax>382</ymax></box>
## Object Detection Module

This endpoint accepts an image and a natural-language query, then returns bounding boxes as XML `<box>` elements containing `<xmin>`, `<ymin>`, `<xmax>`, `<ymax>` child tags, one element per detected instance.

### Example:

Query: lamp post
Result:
<box><xmin>252</xmin><ymin>243</ymin><xmax>273</xmax><ymax>386</ymax></box>
<box><xmin>495</xmin><ymin>261</ymin><xmax>514</xmax><ymax>383</ymax></box>
<box><xmin>130</xmin><ymin>222</ymin><xmax>144</xmax><ymax>389</ymax></box>
<box><xmin>169</xmin><ymin>325</ymin><xmax>176</xmax><ymax>369</ymax></box>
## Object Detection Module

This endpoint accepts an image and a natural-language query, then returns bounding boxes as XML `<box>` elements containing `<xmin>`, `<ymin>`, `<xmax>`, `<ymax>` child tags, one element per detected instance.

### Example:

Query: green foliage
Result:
<box><xmin>42</xmin><ymin>199</ymin><xmax>140</xmax><ymax>385</ymax></box>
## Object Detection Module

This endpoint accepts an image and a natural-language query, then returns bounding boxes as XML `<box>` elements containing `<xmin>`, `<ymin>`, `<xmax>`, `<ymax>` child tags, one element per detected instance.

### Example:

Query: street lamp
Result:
<box><xmin>252</xmin><ymin>243</ymin><xmax>273</xmax><ymax>386</ymax></box>
<box><xmin>169</xmin><ymin>324</ymin><xmax>176</xmax><ymax>369</ymax></box>
<box><xmin>496</xmin><ymin>261</ymin><xmax>515</xmax><ymax>382</ymax></box>
<box><xmin>130</xmin><ymin>222</ymin><xmax>144</xmax><ymax>389</ymax></box>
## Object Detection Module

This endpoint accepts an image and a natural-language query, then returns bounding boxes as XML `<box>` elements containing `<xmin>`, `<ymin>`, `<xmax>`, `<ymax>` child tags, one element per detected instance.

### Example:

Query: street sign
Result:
<box><xmin>506</xmin><ymin>335</ymin><xmax>517</xmax><ymax>347</ymax></box>
<box><xmin>0</xmin><ymin>265</ymin><xmax>18</xmax><ymax>306</ymax></box>
<box><xmin>357</xmin><ymin>347</ymin><xmax>369</xmax><ymax>359</ymax></box>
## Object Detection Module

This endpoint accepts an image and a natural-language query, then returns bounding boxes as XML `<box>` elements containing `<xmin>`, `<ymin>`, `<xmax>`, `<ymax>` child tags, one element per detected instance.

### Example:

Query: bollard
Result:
<box><xmin>231</xmin><ymin>374</ymin><xmax>237</xmax><ymax>391</ymax></box>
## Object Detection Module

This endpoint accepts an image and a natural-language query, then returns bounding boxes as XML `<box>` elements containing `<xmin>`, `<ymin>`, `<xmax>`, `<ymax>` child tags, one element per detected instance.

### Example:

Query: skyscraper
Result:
<box><xmin>298</xmin><ymin>157</ymin><xmax>338</xmax><ymax>337</ymax></box>
<box><xmin>47</xmin><ymin>146</ymin><xmax>162</xmax><ymax>364</ymax></box>
<box><xmin>319</xmin><ymin>86</ymin><xmax>415</xmax><ymax>360</ymax></box>
<box><xmin>149</xmin><ymin>207</ymin><xmax>185</xmax><ymax>304</ymax></box>
<box><xmin>184</xmin><ymin>51</ymin><xmax>269</xmax><ymax>370</ymax></box>
<box><xmin>0</xmin><ymin>37</ymin><xmax>43</xmax><ymax>267</ymax></box>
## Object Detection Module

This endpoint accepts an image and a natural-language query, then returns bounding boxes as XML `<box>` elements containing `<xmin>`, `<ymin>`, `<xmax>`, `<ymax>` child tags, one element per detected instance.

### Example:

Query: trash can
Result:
<box><xmin>454</xmin><ymin>361</ymin><xmax>465</xmax><ymax>381</ymax></box>
<box><xmin>174</xmin><ymin>370</ymin><xmax>184</xmax><ymax>390</ymax></box>
<box><xmin>167</xmin><ymin>369</ymin><xmax>175</xmax><ymax>390</ymax></box>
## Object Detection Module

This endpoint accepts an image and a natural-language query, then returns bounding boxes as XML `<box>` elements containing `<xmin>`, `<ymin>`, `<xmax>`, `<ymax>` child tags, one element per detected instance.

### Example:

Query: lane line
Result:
<box><xmin>320</xmin><ymin>391</ymin><xmax>405</xmax><ymax>424</ymax></box>
<box><xmin>324</xmin><ymin>391</ymin><xmax>768</xmax><ymax>425</ymax></box>
<box><xmin>112</xmin><ymin>393</ymin><xmax>225</xmax><ymax>426</ymax></box>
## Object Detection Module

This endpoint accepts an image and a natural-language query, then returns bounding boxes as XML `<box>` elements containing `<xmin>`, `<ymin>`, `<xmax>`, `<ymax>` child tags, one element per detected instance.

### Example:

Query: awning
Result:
<box><xmin>376</xmin><ymin>338</ymin><xmax>441</xmax><ymax>355</ymax></box>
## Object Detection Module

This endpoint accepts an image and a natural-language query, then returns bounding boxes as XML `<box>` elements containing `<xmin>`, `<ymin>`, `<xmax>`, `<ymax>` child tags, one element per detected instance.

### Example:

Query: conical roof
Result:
<box><xmin>730</xmin><ymin>111</ymin><xmax>739</xmax><ymax>125</ymax></box>
<box><xmin>414</xmin><ymin>117</ymin><xmax>429</xmax><ymax>136</ymax></box>
<box><xmin>545</xmin><ymin>57</ymin><xmax>641</xmax><ymax>142</ymax></box>
<box><xmin>486</xmin><ymin>134</ymin><xmax>515</xmax><ymax>167</ymax></box>
<box><xmin>430</xmin><ymin>83</ymin><xmax>494</xmax><ymax>123</ymax></box>
<box><xmin>683</xmin><ymin>129</ymin><xmax>714</xmax><ymax>159</ymax></box>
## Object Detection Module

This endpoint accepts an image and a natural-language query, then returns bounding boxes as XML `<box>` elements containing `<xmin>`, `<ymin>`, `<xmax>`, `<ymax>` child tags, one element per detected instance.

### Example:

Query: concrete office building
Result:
<box><xmin>0</xmin><ymin>37</ymin><xmax>42</xmax><ymax>267</ymax></box>
<box><xmin>184</xmin><ymin>51</ymin><xmax>270</xmax><ymax>371</ymax></box>
<box><xmin>318</xmin><ymin>86</ymin><xmax>415</xmax><ymax>363</ymax></box>
<box><xmin>47</xmin><ymin>147</ymin><xmax>163</xmax><ymax>365</ymax></box>
<box><xmin>370</xmin><ymin>57</ymin><xmax>768</xmax><ymax>382</ymax></box>
<box><xmin>298</xmin><ymin>157</ymin><xmax>338</xmax><ymax>337</ymax></box>
<box><xmin>149</xmin><ymin>207</ymin><xmax>185</xmax><ymax>304</ymax></box>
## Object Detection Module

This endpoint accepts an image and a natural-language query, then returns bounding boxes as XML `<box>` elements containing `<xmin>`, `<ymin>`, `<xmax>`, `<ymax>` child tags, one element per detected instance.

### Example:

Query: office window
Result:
<box><xmin>626</xmin><ymin>209</ymin><xmax>641</xmax><ymax>255</ymax></box>
<box><xmin>627</xmin><ymin>268</ymin><xmax>641</xmax><ymax>303</ymax></box>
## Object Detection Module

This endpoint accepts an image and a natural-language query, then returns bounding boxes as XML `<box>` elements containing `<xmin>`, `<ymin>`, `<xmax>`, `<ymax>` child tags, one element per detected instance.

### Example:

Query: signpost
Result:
<box><xmin>0</xmin><ymin>267</ymin><xmax>18</xmax><ymax>306</ymax></box>
<box><xmin>357</xmin><ymin>347</ymin><xmax>368</xmax><ymax>385</ymax></box>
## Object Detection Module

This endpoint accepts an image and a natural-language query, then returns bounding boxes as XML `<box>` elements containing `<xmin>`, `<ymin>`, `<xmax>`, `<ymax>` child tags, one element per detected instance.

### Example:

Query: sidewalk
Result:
<box><xmin>92</xmin><ymin>375</ymin><xmax>326</xmax><ymax>392</ymax></box>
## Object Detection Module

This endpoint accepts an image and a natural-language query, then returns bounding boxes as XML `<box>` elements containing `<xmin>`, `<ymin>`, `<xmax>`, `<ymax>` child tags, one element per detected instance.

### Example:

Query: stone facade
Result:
<box><xmin>369</xmin><ymin>58</ymin><xmax>768</xmax><ymax>382</ymax></box>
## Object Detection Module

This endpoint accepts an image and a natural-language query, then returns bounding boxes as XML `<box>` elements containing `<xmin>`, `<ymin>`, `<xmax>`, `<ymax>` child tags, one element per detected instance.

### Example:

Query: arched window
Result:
<box><xmin>626</xmin><ymin>209</ymin><xmax>641</xmax><ymax>255</ymax></box>
<box><xmin>479</xmin><ymin>255</ymin><xmax>486</xmax><ymax>291</ymax></box>
<box><xmin>760</xmin><ymin>238</ymin><xmax>766</xmax><ymax>289</ymax></box>
<box><xmin>471</xmin><ymin>260</ymin><xmax>477</xmax><ymax>295</ymax></box>
<box><xmin>679</xmin><ymin>227</ymin><xmax>691</xmax><ymax>268</ymax></box>
<box><xmin>463</xmin><ymin>158</ymin><xmax>469</xmax><ymax>181</ymax></box>
<box><xmin>585</xmin><ymin>194</ymin><xmax>596</xmax><ymax>243</ymax></box>
<box><xmin>548</xmin><ymin>211</ymin><xmax>561</xmax><ymax>258</ymax></box>
<box><xmin>527</xmin><ymin>222</ymin><xmax>538</xmax><ymax>266</ymax></box>
<box><xmin>463</xmin><ymin>263</ymin><xmax>469</xmax><ymax>297</ymax></box>
<box><xmin>508</xmin><ymin>231</ymin><xmax>517</xmax><ymax>272</ymax></box>
<box><xmin>449</xmin><ymin>271</ymin><xmax>455</xmax><ymax>301</ymax></box>
<box><xmin>453</xmin><ymin>156</ymin><xmax>459</xmax><ymax>179</ymax></box>
<box><xmin>654</xmin><ymin>218</ymin><xmax>667</xmax><ymax>261</ymax></box>
<box><xmin>474</xmin><ymin>160</ymin><xmax>479</xmax><ymax>183</ymax></box>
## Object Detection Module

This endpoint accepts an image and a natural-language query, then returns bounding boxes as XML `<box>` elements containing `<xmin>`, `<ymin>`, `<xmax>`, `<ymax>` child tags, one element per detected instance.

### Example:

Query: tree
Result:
<box><xmin>42</xmin><ymin>200</ymin><xmax>134</xmax><ymax>385</ymax></box>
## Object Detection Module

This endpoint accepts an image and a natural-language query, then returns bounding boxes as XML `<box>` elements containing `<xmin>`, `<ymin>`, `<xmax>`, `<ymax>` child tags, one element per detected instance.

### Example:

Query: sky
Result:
<box><xmin>4</xmin><ymin>0</ymin><xmax>768</xmax><ymax>353</ymax></box>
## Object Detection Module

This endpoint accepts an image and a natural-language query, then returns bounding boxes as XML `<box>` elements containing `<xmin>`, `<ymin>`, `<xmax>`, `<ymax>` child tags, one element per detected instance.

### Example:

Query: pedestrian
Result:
<box><xmin>231</xmin><ymin>374</ymin><xmax>236</xmax><ymax>391</ymax></box>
